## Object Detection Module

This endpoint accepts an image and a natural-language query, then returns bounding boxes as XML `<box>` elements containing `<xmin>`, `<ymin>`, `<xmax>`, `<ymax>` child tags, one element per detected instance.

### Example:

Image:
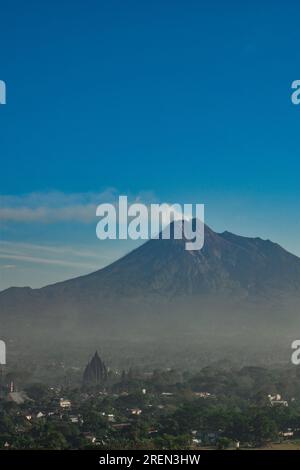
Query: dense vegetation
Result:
<box><xmin>1</xmin><ymin>364</ymin><xmax>300</xmax><ymax>449</ymax></box>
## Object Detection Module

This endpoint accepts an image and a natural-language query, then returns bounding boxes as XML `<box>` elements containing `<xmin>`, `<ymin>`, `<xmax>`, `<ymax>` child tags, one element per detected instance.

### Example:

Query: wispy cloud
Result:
<box><xmin>0</xmin><ymin>189</ymin><xmax>119</xmax><ymax>224</ymax></box>
<box><xmin>0</xmin><ymin>189</ymin><xmax>194</xmax><ymax>274</ymax></box>
<box><xmin>0</xmin><ymin>189</ymin><xmax>158</xmax><ymax>224</ymax></box>
<box><xmin>0</xmin><ymin>240</ymin><xmax>114</xmax><ymax>270</ymax></box>
<box><xmin>0</xmin><ymin>241</ymin><xmax>109</xmax><ymax>259</ymax></box>
<box><xmin>0</xmin><ymin>252</ymin><xmax>99</xmax><ymax>269</ymax></box>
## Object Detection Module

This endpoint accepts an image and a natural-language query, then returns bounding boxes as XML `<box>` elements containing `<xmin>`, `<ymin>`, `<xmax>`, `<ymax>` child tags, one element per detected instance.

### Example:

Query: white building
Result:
<box><xmin>59</xmin><ymin>398</ymin><xmax>72</xmax><ymax>409</ymax></box>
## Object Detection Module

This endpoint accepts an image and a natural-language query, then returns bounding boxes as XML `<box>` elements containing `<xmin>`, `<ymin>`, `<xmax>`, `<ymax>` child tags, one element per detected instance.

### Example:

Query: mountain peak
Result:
<box><xmin>1</xmin><ymin>225</ymin><xmax>300</xmax><ymax>342</ymax></box>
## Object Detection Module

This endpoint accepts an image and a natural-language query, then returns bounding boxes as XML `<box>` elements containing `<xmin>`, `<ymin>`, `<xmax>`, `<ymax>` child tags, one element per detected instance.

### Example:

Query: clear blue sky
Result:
<box><xmin>0</xmin><ymin>0</ymin><xmax>300</xmax><ymax>289</ymax></box>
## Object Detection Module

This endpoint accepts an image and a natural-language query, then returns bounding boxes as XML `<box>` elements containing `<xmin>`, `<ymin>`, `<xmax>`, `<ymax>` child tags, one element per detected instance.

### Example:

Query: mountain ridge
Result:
<box><xmin>1</xmin><ymin>223</ymin><xmax>300</xmax><ymax>342</ymax></box>
<box><xmin>2</xmin><ymin>223</ymin><xmax>300</xmax><ymax>294</ymax></box>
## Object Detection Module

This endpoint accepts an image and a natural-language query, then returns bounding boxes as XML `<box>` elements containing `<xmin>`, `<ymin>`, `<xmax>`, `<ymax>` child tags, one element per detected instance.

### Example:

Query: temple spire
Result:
<box><xmin>83</xmin><ymin>352</ymin><xmax>108</xmax><ymax>387</ymax></box>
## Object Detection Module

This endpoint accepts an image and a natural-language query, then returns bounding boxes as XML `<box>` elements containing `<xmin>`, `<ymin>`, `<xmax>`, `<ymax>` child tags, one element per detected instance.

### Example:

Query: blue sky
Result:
<box><xmin>0</xmin><ymin>0</ymin><xmax>300</xmax><ymax>289</ymax></box>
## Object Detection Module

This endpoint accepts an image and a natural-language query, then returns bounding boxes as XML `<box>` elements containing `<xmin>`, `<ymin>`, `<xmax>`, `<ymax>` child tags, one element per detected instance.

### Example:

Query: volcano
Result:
<box><xmin>1</xmin><ymin>224</ymin><xmax>300</xmax><ymax>343</ymax></box>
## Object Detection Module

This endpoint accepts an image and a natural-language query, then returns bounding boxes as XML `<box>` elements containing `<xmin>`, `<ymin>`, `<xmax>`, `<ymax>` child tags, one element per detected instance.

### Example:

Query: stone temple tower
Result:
<box><xmin>83</xmin><ymin>351</ymin><xmax>108</xmax><ymax>386</ymax></box>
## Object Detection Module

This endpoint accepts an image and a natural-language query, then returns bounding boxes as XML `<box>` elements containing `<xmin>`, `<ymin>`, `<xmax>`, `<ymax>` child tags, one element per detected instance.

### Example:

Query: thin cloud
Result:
<box><xmin>0</xmin><ymin>189</ymin><xmax>118</xmax><ymax>223</ymax></box>
<box><xmin>0</xmin><ymin>253</ymin><xmax>99</xmax><ymax>269</ymax></box>
<box><xmin>0</xmin><ymin>241</ymin><xmax>109</xmax><ymax>259</ymax></box>
<box><xmin>0</xmin><ymin>189</ymin><xmax>157</xmax><ymax>224</ymax></box>
<box><xmin>0</xmin><ymin>205</ymin><xmax>97</xmax><ymax>223</ymax></box>
<box><xmin>0</xmin><ymin>240</ymin><xmax>117</xmax><ymax>270</ymax></box>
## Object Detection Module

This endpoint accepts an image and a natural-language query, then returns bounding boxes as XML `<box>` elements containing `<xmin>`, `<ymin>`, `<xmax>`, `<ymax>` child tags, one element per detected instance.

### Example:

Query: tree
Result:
<box><xmin>216</xmin><ymin>437</ymin><xmax>231</xmax><ymax>449</ymax></box>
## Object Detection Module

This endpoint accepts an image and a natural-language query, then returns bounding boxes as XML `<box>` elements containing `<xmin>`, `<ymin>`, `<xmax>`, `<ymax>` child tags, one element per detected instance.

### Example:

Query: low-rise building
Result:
<box><xmin>59</xmin><ymin>398</ymin><xmax>72</xmax><ymax>409</ymax></box>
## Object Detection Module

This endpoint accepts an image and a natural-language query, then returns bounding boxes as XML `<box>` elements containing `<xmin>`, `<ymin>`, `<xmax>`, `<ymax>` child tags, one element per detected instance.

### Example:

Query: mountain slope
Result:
<box><xmin>1</xmin><ymin>224</ymin><xmax>300</xmax><ymax>340</ymax></box>
<box><xmin>43</xmin><ymin>223</ymin><xmax>300</xmax><ymax>297</ymax></box>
